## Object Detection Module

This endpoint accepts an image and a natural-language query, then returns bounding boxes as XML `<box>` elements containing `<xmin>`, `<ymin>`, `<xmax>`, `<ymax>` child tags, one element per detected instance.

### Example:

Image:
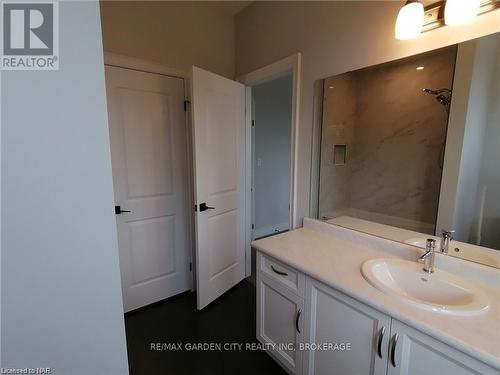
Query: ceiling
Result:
<box><xmin>165</xmin><ymin>1</ymin><xmax>440</xmax><ymax>17</ymax></box>
<box><xmin>211</xmin><ymin>0</ymin><xmax>439</xmax><ymax>15</ymax></box>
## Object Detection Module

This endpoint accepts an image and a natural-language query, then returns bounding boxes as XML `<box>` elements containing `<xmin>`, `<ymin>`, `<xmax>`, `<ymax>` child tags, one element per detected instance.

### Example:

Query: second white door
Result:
<box><xmin>191</xmin><ymin>66</ymin><xmax>247</xmax><ymax>310</ymax></box>
<box><xmin>106</xmin><ymin>65</ymin><xmax>192</xmax><ymax>312</ymax></box>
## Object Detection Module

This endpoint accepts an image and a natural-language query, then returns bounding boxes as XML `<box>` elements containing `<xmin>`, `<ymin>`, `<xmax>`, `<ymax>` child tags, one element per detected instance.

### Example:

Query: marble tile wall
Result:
<box><xmin>319</xmin><ymin>46</ymin><xmax>457</xmax><ymax>232</ymax></box>
<box><xmin>319</xmin><ymin>73</ymin><xmax>356</xmax><ymax>218</ymax></box>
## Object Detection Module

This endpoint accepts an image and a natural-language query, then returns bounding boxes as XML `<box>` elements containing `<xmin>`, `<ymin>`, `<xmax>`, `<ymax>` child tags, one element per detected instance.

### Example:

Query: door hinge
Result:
<box><xmin>184</xmin><ymin>100</ymin><xmax>191</xmax><ymax>112</ymax></box>
<box><xmin>252</xmin><ymin>223</ymin><xmax>255</xmax><ymax>230</ymax></box>
<box><xmin>189</xmin><ymin>262</ymin><xmax>192</xmax><ymax>271</ymax></box>
<box><xmin>251</xmin><ymin>120</ymin><xmax>255</xmax><ymax>127</ymax></box>
<box><xmin>194</xmin><ymin>204</ymin><xmax>197</xmax><ymax>212</ymax></box>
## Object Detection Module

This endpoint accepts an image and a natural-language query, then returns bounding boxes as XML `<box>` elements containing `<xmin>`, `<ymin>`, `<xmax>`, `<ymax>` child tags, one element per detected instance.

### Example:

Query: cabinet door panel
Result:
<box><xmin>388</xmin><ymin>320</ymin><xmax>499</xmax><ymax>375</ymax></box>
<box><xmin>257</xmin><ymin>272</ymin><xmax>304</xmax><ymax>374</ymax></box>
<box><xmin>304</xmin><ymin>278</ymin><xmax>391</xmax><ymax>375</ymax></box>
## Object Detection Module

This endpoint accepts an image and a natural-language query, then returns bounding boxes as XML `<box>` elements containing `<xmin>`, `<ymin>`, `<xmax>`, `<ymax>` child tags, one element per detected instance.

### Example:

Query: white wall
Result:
<box><xmin>1</xmin><ymin>2</ymin><xmax>128</xmax><ymax>373</ymax></box>
<box><xmin>235</xmin><ymin>1</ymin><xmax>500</xmax><ymax>225</ymax></box>
<box><xmin>436</xmin><ymin>42</ymin><xmax>476</xmax><ymax>236</ymax></box>
<box><xmin>452</xmin><ymin>35</ymin><xmax>499</xmax><ymax>243</ymax></box>
<box><xmin>474</xmin><ymin>37</ymin><xmax>500</xmax><ymax>249</ymax></box>
<box><xmin>437</xmin><ymin>34</ymin><xmax>500</xmax><ymax>243</ymax></box>
<box><xmin>100</xmin><ymin>1</ymin><xmax>236</xmax><ymax>78</ymax></box>
<box><xmin>253</xmin><ymin>75</ymin><xmax>293</xmax><ymax>237</ymax></box>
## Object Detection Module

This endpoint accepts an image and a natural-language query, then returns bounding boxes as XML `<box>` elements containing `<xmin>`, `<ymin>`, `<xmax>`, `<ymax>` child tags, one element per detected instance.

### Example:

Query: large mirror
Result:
<box><xmin>316</xmin><ymin>32</ymin><xmax>500</xmax><ymax>268</ymax></box>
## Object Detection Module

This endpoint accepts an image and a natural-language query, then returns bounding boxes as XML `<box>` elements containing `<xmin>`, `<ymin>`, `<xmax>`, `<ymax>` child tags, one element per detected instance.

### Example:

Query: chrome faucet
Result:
<box><xmin>419</xmin><ymin>239</ymin><xmax>436</xmax><ymax>274</ymax></box>
<box><xmin>440</xmin><ymin>230</ymin><xmax>455</xmax><ymax>254</ymax></box>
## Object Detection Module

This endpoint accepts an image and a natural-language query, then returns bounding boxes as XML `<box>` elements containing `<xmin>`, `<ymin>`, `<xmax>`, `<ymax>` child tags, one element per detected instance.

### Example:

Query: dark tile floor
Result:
<box><xmin>125</xmin><ymin>280</ymin><xmax>286</xmax><ymax>375</ymax></box>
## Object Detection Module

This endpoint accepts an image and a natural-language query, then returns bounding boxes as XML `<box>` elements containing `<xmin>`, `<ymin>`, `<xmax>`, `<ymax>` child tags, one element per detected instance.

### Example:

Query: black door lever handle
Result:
<box><xmin>199</xmin><ymin>202</ymin><xmax>215</xmax><ymax>212</ymax></box>
<box><xmin>115</xmin><ymin>205</ymin><xmax>131</xmax><ymax>214</ymax></box>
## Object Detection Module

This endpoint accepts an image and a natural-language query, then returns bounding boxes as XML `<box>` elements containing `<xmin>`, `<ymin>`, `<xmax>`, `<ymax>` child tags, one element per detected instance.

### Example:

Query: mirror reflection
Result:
<box><xmin>317</xmin><ymin>32</ymin><xmax>500</xmax><ymax>267</ymax></box>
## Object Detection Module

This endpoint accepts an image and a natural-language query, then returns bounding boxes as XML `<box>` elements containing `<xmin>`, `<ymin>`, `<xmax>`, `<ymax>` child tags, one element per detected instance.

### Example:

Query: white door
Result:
<box><xmin>191</xmin><ymin>66</ymin><xmax>247</xmax><ymax>310</ymax></box>
<box><xmin>387</xmin><ymin>320</ymin><xmax>497</xmax><ymax>375</ymax></box>
<box><xmin>257</xmin><ymin>269</ymin><xmax>304</xmax><ymax>373</ymax></box>
<box><xmin>106</xmin><ymin>66</ymin><xmax>192</xmax><ymax>312</ymax></box>
<box><xmin>303</xmin><ymin>278</ymin><xmax>391</xmax><ymax>375</ymax></box>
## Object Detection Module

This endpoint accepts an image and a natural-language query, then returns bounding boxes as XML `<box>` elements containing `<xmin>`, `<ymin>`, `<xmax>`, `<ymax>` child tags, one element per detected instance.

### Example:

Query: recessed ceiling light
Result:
<box><xmin>329</xmin><ymin>86</ymin><xmax>334</xmax><ymax>89</ymax></box>
<box><xmin>416</xmin><ymin>66</ymin><xmax>425</xmax><ymax>70</ymax></box>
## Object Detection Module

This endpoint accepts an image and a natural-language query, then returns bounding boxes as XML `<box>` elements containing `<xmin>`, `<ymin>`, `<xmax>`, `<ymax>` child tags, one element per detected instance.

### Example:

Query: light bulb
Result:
<box><xmin>445</xmin><ymin>0</ymin><xmax>480</xmax><ymax>26</ymax></box>
<box><xmin>395</xmin><ymin>1</ymin><xmax>424</xmax><ymax>40</ymax></box>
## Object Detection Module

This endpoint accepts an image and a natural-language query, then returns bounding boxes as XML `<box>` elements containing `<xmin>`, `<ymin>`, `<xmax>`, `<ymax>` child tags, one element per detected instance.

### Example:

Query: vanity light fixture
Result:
<box><xmin>444</xmin><ymin>0</ymin><xmax>480</xmax><ymax>25</ymax></box>
<box><xmin>395</xmin><ymin>0</ymin><xmax>499</xmax><ymax>40</ymax></box>
<box><xmin>416</xmin><ymin>66</ymin><xmax>425</xmax><ymax>70</ymax></box>
<box><xmin>395</xmin><ymin>0</ymin><xmax>424</xmax><ymax>40</ymax></box>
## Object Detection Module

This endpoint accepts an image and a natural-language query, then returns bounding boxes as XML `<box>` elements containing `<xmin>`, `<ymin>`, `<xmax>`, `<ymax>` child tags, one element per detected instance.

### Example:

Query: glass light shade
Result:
<box><xmin>395</xmin><ymin>1</ymin><xmax>424</xmax><ymax>40</ymax></box>
<box><xmin>445</xmin><ymin>0</ymin><xmax>480</xmax><ymax>25</ymax></box>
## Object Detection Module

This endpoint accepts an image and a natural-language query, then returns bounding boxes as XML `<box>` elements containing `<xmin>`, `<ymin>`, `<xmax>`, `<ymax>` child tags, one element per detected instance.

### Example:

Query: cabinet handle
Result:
<box><xmin>295</xmin><ymin>309</ymin><xmax>302</xmax><ymax>334</ymax></box>
<box><xmin>390</xmin><ymin>333</ymin><xmax>399</xmax><ymax>368</ymax></box>
<box><xmin>271</xmin><ymin>265</ymin><xmax>288</xmax><ymax>276</ymax></box>
<box><xmin>376</xmin><ymin>326</ymin><xmax>386</xmax><ymax>359</ymax></box>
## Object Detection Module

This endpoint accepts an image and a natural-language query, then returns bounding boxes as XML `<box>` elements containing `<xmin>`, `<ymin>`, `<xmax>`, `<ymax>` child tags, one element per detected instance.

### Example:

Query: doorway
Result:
<box><xmin>251</xmin><ymin>75</ymin><xmax>293</xmax><ymax>240</ymax></box>
<box><xmin>238</xmin><ymin>53</ymin><xmax>301</xmax><ymax>283</ymax></box>
<box><xmin>105</xmin><ymin>54</ymin><xmax>300</xmax><ymax>312</ymax></box>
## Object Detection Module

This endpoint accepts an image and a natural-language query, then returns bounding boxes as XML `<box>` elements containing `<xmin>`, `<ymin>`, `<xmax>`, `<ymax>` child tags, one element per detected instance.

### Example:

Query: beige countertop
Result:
<box><xmin>252</xmin><ymin>219</ymin><xmax>500</xmax><ymax>370</ymax></box>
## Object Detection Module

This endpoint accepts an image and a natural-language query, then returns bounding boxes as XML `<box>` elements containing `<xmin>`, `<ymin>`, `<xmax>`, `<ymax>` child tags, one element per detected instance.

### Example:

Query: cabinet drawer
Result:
<box><xmin>258</xmin><ymin>252</ymin><xmax>305</xmax><ymax>297</ymax></box>
<box><xmin>257</xmin><ymin>274</ymin><xmax>304</xmax><ymax>374</ymax></box>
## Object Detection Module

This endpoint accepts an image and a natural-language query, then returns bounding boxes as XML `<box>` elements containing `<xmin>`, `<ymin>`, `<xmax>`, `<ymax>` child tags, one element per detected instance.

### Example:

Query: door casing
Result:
<box><xmin>104</xmin><ymin>53</ymin><xmax>197</xmax><ymax>291</ymax></box>
<box><xmin>237</xmin><ymin>53</ymin><xmax>302</xmax><ymax>277</ymax></box>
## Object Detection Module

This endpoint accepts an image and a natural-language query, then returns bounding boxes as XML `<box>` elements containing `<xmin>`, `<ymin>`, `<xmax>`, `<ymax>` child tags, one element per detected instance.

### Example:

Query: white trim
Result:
<box><xmin>0</xmin><ymin>65</ymin><xmax>3</xmax><ymax>367</ymax></box>
<box><xmin>237</xmin><ymin>55</ymin><xmax>297</xmax><ymax>86</ymax></box>
<box><xmin>103</xmin><ymin>53</ymin><xmax>196</xmax><ymax>291</ymax></box>
<box><xmin>309</xmin><ymin>80</ymin><xmax>325</xmax><ymax>220</ymax></box>
<box><xmin>104</xmin><ymin>53</ymin><xmax>188</xmax><ymax>82</ymax></box>
<box><xmin>244</xmin><ymin>87</ymin><xmax>252</xmax><ymax>277</ymax></box>
<box><xmin>250</xmin><ymin>95</ymin><xmax>256</xmax><ymax>245</ymax></box>
<box><xmin>237</xmin><ymin>53</ymin><xmax>302</xmax><ymax>233</ymax></box>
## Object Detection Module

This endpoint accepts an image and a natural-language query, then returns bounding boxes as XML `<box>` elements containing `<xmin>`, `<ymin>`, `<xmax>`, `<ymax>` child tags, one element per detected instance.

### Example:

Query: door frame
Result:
<box><xmin>237</xmin><ymin>53</ymin><xmax>302</xmax><ymax>277</ymax></box>
<box><xmin>103</xmin><ymin>52</ymin><xmax>196</xmax><ymax>291</ymax></box>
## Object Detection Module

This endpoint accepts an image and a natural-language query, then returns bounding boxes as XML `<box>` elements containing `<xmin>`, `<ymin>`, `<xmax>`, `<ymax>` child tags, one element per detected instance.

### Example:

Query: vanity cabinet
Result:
<box><xmin>302</xmin><ymin>278</ymin><xmax>499</xmax><ymax>375</ymax></box>
<box><xmin>303</xmin><ymin>278</ymin><xmax>391</xmax><ymax>375</ymax></box>
<box><xmin>256</xmin><ymin>253</ymin><xmax>305</xmax><ymax>374</ymax></box>
<box><xmin>256</xmin><ymin>251</ymin><xmax>499</xmax><ymax>375</ymax></box>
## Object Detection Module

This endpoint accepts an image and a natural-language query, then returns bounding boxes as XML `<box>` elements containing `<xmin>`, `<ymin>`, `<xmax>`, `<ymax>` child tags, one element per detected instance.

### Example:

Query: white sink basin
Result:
<box><xmin>361</xmin><ymin>258</ymin><xmax>489</xmax><ymax>316</ymax></box>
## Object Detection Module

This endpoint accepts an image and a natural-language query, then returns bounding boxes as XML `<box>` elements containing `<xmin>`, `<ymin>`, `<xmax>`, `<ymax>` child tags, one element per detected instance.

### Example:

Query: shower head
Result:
<box><xmin>436</xmin><ymin>94</ymin><xmax>451</xmax><ymax>107</ymax></box>
<box><xmin>422</xmin><ymin>88</ymin><xmax>452</xmax><ymax>96</ymax></box>
<box><xmin>422</xmin><ymin>88</ymin><xmax>452</xmax><ymax>108</ymax></box>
